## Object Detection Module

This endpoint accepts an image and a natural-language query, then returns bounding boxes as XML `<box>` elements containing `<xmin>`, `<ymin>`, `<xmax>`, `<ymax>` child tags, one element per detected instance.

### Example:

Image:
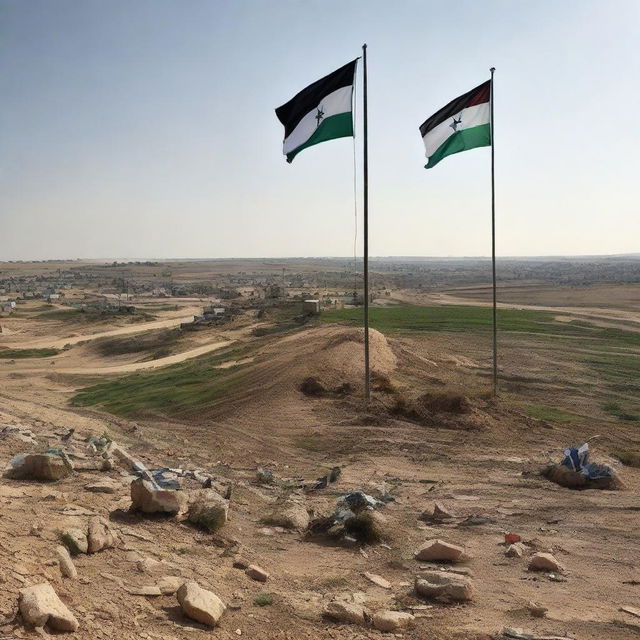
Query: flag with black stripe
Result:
<box><xmin>420</xmin><ymin>80</ymin><xmax>491</xmax><ymax>169</ymax></box>
<box><xmin>276</xmin><ymin>59</ymin><xmax>357</xmax><ymax>163</ymax></box>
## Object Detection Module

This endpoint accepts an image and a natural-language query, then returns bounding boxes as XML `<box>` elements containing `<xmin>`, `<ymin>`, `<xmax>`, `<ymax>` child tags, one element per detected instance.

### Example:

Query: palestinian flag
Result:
<box><xmin>276</xmin><ymin>59</ymin><xmax>357</xmax><ymax>163</ymax></box>
<box><xmin>420</xmin><ymin>80</ymin><xmax>491</xmax><ymax>169</ymax></box>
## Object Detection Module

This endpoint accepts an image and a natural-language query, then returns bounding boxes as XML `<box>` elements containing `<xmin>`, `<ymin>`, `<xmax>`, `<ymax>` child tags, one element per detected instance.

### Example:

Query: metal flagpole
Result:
<box><xmin>490</xmin><ymin>66</ymin><xmax>497</xmax><ymax>397</ymax></box>
<box><xmin>362</xmin><ymin>43</ymin><xmax>370</xmax><ymax>402</ymax></box>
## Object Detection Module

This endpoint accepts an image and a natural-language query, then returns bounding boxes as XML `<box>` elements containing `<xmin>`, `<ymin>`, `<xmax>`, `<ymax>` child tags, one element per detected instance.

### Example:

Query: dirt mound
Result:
<box><xmin>301</xmin><ymin>328</ymin><xmax>397</xmax><ymax>393</ymax></box>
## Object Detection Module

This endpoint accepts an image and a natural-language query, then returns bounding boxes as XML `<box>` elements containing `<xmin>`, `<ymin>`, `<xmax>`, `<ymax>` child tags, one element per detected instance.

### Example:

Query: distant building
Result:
<box><xmin>302</xmin><ymin>299</ymin><xmax>320</xmax><ymax>315</ymax></box>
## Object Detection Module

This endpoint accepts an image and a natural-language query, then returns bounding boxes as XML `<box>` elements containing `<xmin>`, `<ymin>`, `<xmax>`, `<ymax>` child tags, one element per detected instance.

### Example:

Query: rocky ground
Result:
<box><xmin>1</xmin><ymin>309</ymin><xmax>640</xmax><ymax>640</ymax></box>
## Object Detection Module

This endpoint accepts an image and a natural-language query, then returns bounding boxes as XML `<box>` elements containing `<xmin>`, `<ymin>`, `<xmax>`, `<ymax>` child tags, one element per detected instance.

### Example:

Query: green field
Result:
<box><xmin>321</xmin><ymin>305</ymin><xmax>640</xmax><ymax>347</ymax></box>
<box><xmin>72</xmin><ymin>345</ymin><xmax>250</xmax><ymax>417</ymax></box>
<box><xmin>0</xmin><ymin>347</ymin><xmax>60</xmax><ymax>359</ymax></box>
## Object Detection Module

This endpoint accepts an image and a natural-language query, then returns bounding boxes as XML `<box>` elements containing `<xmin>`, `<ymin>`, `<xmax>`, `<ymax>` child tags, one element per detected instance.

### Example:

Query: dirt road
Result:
<box><xmin>0</xmin><ymin>310</ymin><xmax>199</xmax><ymax>350</ymax></box>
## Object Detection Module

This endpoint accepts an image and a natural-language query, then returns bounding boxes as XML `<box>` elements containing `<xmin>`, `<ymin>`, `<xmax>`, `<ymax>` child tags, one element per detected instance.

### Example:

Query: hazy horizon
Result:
<box><xmin>2</xmin><ymin>0</ymin><xmax>639</xmax><ymax>261</ymax></box>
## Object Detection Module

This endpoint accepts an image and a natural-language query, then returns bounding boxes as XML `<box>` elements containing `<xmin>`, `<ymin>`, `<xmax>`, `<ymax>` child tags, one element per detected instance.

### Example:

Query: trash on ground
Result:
<box><xmin>542</xmin><ymin>441</ymin><xmax>622</xmax><ymax>490</ymax></box>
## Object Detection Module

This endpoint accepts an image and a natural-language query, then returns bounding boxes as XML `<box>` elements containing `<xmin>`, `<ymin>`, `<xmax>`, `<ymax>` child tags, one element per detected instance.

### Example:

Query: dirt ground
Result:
<box><xmin>1</xmin><ymin>290</ymin><xmax>640</xmax><ymax>640</ymax></box>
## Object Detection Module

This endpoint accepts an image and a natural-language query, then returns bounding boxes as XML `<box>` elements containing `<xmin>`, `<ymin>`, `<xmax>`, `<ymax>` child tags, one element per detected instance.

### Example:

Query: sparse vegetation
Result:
<box><xmin>523</xmin><ymin>403</ymin><xmax>582</xmax><ymax>423</ymax></box>
<box><xmin>602</xmin><ymin>400</ymin><xmax>639</xmax><ymax>422</ymax></box>
<box><xmin>94</xmin><ymin>329</ymin><xmax>181</xmax><ymax>357</ymax></box>
<box><xmin>613</xmin><ymin>451</ymin><xmax>640</xmax><ymax>468</ymax></box>
<box><xmin>0</xmin><ymin>347</ymin><xmax>60</xmax><ymax>359</ymax></box>
<box><xmin>71</xmin><ymin>345</ymin><xmax>249</xmax><ymax>417</ymax></box>
<box><xmin>254</xmin><ymin>592</ymin><xmax>274</xmax><ymax>607</ymax></box>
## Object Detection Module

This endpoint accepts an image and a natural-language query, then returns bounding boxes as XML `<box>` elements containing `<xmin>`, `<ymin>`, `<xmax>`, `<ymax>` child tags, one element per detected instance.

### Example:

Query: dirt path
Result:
<box><xmin>0</xmin><ymin>310</ymin><xmax>199</xmax><ymax>350</ymax></box>
<box><xmin>8</xmin><ymin>339</ymin><xmax>234</xmax><ymax>375</ymax></box>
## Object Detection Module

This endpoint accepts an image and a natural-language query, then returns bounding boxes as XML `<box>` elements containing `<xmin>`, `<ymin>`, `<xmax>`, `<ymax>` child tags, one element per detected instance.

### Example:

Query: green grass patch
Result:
<box><xmin>94</xmin><ymin>329</ymin><xmax>181</xmax><ymax>357</ymax></box>
<box><xmin>293</xmin><ymin>432</ymin><xmax>323</xmax><ymax>452</ymax></box>
<box><xmin>71</xmin><ymin>345</ymin><xmax>251</xmax><ymax>417</ymax></box>
<box><xmin>0</xmin><ymin>347</ymin><xmax>60</xmax><ymax>359</ymax></box>
<box><xmin>254</xmin><ymin>592</ymin><xmax>274</xmax><ymax>607</ymax></box>
<box><xmin>603</xmin><ymin>401</ymin><xmax>639</xmax><ymax>422</ymax></box>
<box><xmin>522</xmin><ymin>403</ymin><xmax>582</xmax><ymax>423</ymax></box>
<box><xmin>36</xmin><ymin>308</ymin><xmax>85</xmax><ymax>320</ymax></box>
<box><xmin>613</xmin><ymin>451</ymin><xmax>640</xmax><ymax>468</ymax></box>
<box><xmin>321</xmin><ymin>305</ymin><xmax>640</xmax><ymax>348</ymax></box>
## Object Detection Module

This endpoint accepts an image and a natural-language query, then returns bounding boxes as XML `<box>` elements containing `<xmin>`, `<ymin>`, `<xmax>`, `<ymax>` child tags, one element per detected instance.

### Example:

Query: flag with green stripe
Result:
<box><xmin>420</xmin><ymin>80</ymin><xmax>491</xmax><ymax>169</ymax></box>
<box><xmin>276</xmin><ymin>59</ymin><xmax>357</xmax><ymax>163</ymax></box>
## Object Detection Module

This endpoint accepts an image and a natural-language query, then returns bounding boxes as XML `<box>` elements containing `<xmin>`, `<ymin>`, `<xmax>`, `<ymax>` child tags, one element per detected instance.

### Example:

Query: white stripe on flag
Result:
<box><xmin>283</xmin><ymin>85</ymin><xmax>353</xmax><ymax>155</ymax></box>
<box><xmin>422</xmin><ymin>102</ymin><xmax>490</xmax><ymax>158</ymax></box>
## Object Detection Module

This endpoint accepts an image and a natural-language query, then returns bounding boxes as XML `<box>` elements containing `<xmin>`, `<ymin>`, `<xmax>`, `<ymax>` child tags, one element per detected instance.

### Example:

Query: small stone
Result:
<box><xmin>157</xmin><ymin>576</ymin><xmax>185</xmax><ymax>595</ymax></box>
<box><xmin>363</xmin><ymin>572</ymin><xmax>391</xmax><ymax>589</ymax></box>
<box><xmin>527</xmin><ymin>601</ymin><xmax>548</xmax><ymax>618</ymax></box>
<box><xmin>505</xmin><ymin>543</ymin><xmax>525</xmax><ymax>558</ymax></box>
<box><xmin>528</xmin><ymin>552</ymin><xmax>564</xmax><ymax>573</ymax></box>
<box><xmin>85</xmin><ymin>480</ymin><xmax>119</xmax><ymax>494</ymax></box>
<box><xmin>415</xmin><ymin>539</ymin><xmax>469</xmax><ymax>563</ymax></box>
<box><xmin>177</xmin><ymin>581</ymin><xmax>225</xmax><ymax>627</ymax></box>
<box><xmin>432</xmin><ymin>502</ymin><xmax>455</xmax><ymax>521</ymax></box>
<box><xmin>61</xmin><ymin>528</ymin><xmax>88</xmax><ymax>555</ymax></box>
<box><xmin>19</xmin><ymin>582</ymin><xmax>79</xmax><ymax>632</ymax></box>
<box><xmin>245</xmin><ymin>564</ymin><xmax>269</xmax><ymax>582</ymax></box>
<box><xmin>128</xmin><ymin>585</ymin><xmax>162</xmax><ymax>596</ymax></box>
<box><xmin>372</xmin><ymin>610</ymin><xmax>414</xmax><ymax>632</ymax></box>
<box><xmin>87</xmin><ymin>516</ymin><xmax>118</xmax><ymax>553</ymax></box>
<box><xmin>56</xmin><ymin>546</ymin><xmax>77</xmax><ymax>579</ymax></box>
<box><xmin>323</xmin><ymin>601</ymin><xmax>369</xmax><ymax>625</ymax></box>
<box><xmin>137</xmin><ymin>557</ymin><xmax>177</xmax><ymax>575</ymax></box>
<box><xmin>415</xmin><ymin>571</ymin><xmax>474</xmax><ymax>602</ymax></box>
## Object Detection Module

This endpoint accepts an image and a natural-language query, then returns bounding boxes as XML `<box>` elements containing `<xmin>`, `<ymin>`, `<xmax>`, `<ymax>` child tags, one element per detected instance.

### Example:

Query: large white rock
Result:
<box><xmin>19</xmin><ymin>582</ymin><xmax>79</xmax><ymax>632</ymax></box>
<box><xmin>130</xmin><ymin>478</ymin><xmax>188</xmax><ymax>515</ymax></box>
<box><xmin>177</xmin><ymin>581</ymin><xmax>225</xmax><ymax>627</ymax></box>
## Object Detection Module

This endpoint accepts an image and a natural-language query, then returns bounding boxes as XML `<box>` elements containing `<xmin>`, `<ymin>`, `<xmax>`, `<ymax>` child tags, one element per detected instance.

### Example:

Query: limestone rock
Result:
<box><xmin>505</xmin><ymin>543</ymin><xmax>526</xmax><ymax>558</ymax></box>
<box><xmin>415</xmin><ymin>539</ymin><xmax>469</xmax><ymax>563</ymax></box>
<box><xmin>323</xmin><ymin>600</ymin><xmax>369</xmax><ymax>625</ymax></box>
<box><xmin>363</xmin><ymin>572</ymin><xmax>391</xmax><ymax>589</ymax></box>
<box><xmin>137</xmin><ymin>557</ymin><xmax>177</xmax><ymax>575</ymax></box>
<box><xmin>372</xmin><ymin>610</ymin><xmax>414</xmax><ymax>632</ymax></box>
<box><xmin>62</xmin><ymin>528</ymin><xmax>88</xmax><ymax>555</ymax></box>
<box><xmin>245</xmin><ymin>564</ymin><xmax>269</xmax><ymax>582</ymax></box>
<box><xmin>177</xmin><ymin>581</ymin><xmax>225</xmax><ymax>627</ymax></box>
<box><xmin>527</xmin><ymin>601</ymin><xmax>548</xmax><ymax>617</ymax></box>
<box><xmin>130</xmin><ymin>478</ymin><xmax>188</xmax><ymax>515</ymax></box>
<box><xmin>87</xmin><ymin>516</ymin><xmax>118</xmax><ymax>553</ymax></box>
<box><xmin>85</xmin><ymin>480</ymin><xmax>119</xmax><ymax>494</ymax></box>
<box><xmin>187</xmin><ymin>489</ymin><xmax>229</xmax><ymax>532</ymax></box>
<box><xmin>5</xmin><ymin>453</ymin><xmax>72</xmax><ymax>482</ymax></box>
<box><xmin>19</xmin><ymin>582</ymin><xmax>79</xmax><ymax>632</ymax></box>
<box><xmin>157</xmin><ymin>576</ymin><xmax>185</xmax><ymax>595</ymax></box>
<box><xmin>528</xmin><ymin>552</ymin><xmax>564</xmax><ymax>573</ymax></box>
<box><xmin>56</xmin><ymin>546</ymin><xmax>77</xmax><ymax>579</ymax></box>
<box><xmin>264</xmin><ymin>501</ymin><xmax>309</xmax><ymax>531</ymax></box>
<box><xmin>415</xmin><ymin>571</ymin><xmax>474</xmax><ymax>602</ymax></box>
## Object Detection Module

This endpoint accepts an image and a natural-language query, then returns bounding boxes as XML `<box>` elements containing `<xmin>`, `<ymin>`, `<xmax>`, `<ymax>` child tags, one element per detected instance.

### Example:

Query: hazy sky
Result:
<box><xmin>1</xmin><ymin>0</ymin><xmax>638</xmax><ymax>260</ymax></box>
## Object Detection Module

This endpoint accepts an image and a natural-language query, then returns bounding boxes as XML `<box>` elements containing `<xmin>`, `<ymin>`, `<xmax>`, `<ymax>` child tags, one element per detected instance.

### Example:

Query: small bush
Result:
<box><xmin>613</xmin><ymin>451</ymin><xmax>640</xmax><ymax>468</ymax></box>
<box><xmin>254</xmin><ymin>592</ymin><xmax>274</xmax><ymax>607</ymax></box>
<box><xmin>299</xmin><ymin>377</ymin><xmax>326</xmax><ymax>396</ymax></box>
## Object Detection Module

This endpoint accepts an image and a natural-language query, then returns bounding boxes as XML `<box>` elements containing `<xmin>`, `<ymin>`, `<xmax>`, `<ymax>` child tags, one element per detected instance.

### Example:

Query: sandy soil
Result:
<box><xmin>1</xmin><ymin>299</ymin><xmax>640</xmax><ymax>639</ymax></box>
